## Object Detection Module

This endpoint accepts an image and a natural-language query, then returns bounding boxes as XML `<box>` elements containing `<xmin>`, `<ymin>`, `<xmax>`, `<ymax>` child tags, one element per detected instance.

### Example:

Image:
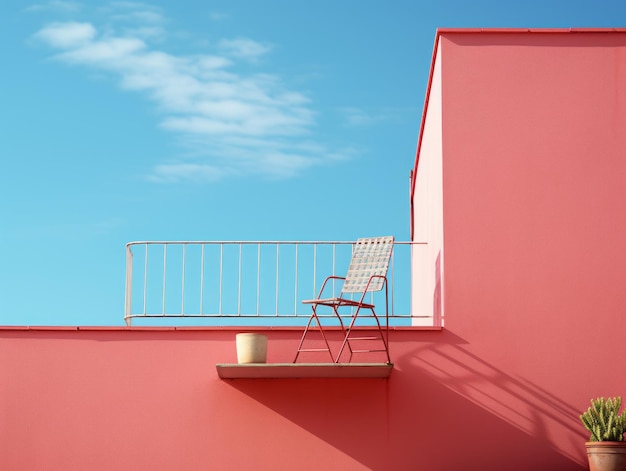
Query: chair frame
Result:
<box><xmin>294</xmin><ymin>236</ymin><xmax>393</xmax><ymax>364</ymax></box>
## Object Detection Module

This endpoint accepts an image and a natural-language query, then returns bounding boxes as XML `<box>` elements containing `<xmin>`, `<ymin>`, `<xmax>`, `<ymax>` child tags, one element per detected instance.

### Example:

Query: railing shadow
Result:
<box><xmin>395</xmin><ymin>329</ymin><xmax>587</xmax><ymax>467</ymax></box>
<box><xmin>224</xmin><ymin>329</ymin><xmax>587</xmax><ymax>470</ymax></box>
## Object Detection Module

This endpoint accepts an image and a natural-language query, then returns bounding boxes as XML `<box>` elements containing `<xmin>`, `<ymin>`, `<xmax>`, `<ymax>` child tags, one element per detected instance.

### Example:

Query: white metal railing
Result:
<box><xmin>124</xmin><ymin>240</ymin><xmax>428</xmax><ymax>326</ymax></box>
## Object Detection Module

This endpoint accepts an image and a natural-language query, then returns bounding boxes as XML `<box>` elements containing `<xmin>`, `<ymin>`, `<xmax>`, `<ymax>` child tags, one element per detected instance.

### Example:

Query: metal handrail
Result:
<box><xmin>124</xmin><ymin>240</ymin><xmax>427</xmax><ymax>326</ymax></box>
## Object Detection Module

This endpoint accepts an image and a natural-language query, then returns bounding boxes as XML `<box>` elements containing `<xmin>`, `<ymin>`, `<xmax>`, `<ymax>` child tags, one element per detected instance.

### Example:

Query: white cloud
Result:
<box><xmin>218</xmin><ymin>37</ymin><xmax>272</xmax><ymax>61</ymax></box>
<box><xmin>337</xmin><ymin>106</ymin><xmax>411</xmax><ymax>127</ymax></box>
<box><xmin>338</xmin><ymin>106</ymin><xmax>379</xmax><ymax>127</ymax></box>
<box><xmin>102</xmin><ymin>2</ymin><xmax>167</xmax><ymax>41</ymax></box>
<box><xmin>148</xmin><ymin>163</ymin><xmax>229</xmax><ymax>183</ymax></box>
<box><xmin>34</xmin><ymin>22</ymin><xmax>96</xmax><ymax>48</ymax></box>
<box><xmin>58</xmin><ymin>35</ymin><xmax>146</xmax><ymax>64</ymax></box>
<box><xmin>121</xmin><ymin>25</ymin><xmax>165</xmax><ymax>40</ymax></box>
<box><xmin>108</xmin><ymin>1</ymin><xmax>163</xmax><ymax>21</ymax></box>
<box><xmin>33</xmin><ymin>13</ymin><xmax>341</xmax><ymax>182</ymax></box>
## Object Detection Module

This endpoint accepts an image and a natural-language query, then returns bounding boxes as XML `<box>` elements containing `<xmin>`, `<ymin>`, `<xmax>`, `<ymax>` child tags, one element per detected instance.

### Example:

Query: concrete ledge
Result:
<box><xmin>216</xmin><ymin>363</ymin><xmax>393</xmax><ymax>379</ymax></box>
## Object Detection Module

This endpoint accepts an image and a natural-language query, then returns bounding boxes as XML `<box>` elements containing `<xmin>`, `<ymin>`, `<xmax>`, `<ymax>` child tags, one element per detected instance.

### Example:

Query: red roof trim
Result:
<box><xmin>435</xmin><ymin>27</ymin><xmax>626</xmax><ymax>34</ymax></box>
<box><xmin>410</xmin><ymin>32</ymin><xmax>440</xmax><ymax>240</ymax></box>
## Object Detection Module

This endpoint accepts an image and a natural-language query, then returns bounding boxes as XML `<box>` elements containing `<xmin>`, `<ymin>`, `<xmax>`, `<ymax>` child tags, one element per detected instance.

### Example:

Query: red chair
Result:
<box><xmin>294</xmin><ymin>236</ymin><xmax>394</xmax><ymax>364</ymax></box>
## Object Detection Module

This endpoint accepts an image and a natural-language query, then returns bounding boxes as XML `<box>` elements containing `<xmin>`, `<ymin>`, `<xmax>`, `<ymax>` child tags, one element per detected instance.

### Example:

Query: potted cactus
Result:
<box><xmin>580</xmin><ymin>397</ymin><xmax>626</xmax><ymax>471</ymax></box>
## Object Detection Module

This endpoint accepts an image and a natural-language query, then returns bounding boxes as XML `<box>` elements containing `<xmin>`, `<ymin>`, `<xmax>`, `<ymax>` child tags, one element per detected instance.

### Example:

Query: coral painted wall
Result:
<box><xmin>0</xmin><ymin>326</ymin><xmax>586</xmax><ymax>470</ymax></box>
<box><xmin>412</xmin><ymin>29</ymin><xmax>626</xmax><ymax>470</ymax></box>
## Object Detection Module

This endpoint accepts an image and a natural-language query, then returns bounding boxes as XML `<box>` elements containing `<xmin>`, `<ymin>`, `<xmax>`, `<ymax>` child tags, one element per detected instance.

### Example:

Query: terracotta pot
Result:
<box><xmin>585</xmin><ymin>442</ymin><xmax>626</xmax><ymax>471</ymax></box>
<box><xmin>236</xmin><ymin>333</ymin><xmax>268</xmax><ymax>364</ymax></box>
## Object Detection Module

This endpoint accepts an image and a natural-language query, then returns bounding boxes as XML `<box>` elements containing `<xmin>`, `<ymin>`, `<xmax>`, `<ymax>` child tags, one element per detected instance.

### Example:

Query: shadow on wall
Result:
<box><xmin>225</xmin><ymin>329</ymin><xmax>587</xmax><ymax>471</ymax></box>
<box><xmin>394</xmin><ymin>330</ymin><xmax>587</xmax><ymax>469</ymax></box>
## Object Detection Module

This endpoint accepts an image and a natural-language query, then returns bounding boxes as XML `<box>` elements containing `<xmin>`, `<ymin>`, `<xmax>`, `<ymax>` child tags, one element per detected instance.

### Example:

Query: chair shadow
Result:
<box><xmin>223</xmin><ymin>328</ymin><xmax>588</xmax><ymax>471</ymax></box>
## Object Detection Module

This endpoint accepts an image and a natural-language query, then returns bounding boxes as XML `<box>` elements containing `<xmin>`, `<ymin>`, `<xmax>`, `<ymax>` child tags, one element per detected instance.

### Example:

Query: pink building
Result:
<box><xmin>2</xmin><ymin>29</ymin><xmax>626</xmax><ymax>470</ymax></box>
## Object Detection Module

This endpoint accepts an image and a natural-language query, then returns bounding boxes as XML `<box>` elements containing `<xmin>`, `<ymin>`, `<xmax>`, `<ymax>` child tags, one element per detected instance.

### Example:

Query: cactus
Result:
<box><xmin>580</xmin><ymin>397</ymin><xmax>626</xmax><ymax>442</ymax></box>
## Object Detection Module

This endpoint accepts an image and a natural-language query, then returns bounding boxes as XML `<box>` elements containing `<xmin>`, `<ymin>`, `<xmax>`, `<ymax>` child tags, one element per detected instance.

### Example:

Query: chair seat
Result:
<box><xmin>301</xmin><ymin>297</ymin><xmax>375</xmax><ymax>309</ymax></box>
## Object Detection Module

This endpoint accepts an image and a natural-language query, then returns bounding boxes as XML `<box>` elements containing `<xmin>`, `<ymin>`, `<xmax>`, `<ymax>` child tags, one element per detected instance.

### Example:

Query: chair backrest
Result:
<box><xmin>341</xmin><ymin>236</ymin><xmax>395</xmax><ymax>294</ymax></box>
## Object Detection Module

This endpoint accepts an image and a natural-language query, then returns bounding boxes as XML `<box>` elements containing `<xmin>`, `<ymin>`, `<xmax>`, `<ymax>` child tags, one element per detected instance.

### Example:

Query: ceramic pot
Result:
<box><xmin>236</xmin><ymin>333</ymin><xmax>268</xmax><ymax>364</ymax></box>
<box><xmin>585</xmin><ymin>442</ymin><xmax>626</xmax><ymax>471</ymax></box>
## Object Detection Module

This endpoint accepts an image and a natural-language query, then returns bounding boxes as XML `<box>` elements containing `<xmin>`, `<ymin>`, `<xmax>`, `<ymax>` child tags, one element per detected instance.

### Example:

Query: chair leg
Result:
<box><xmin>370</xmin><ymin>307</ymin><xmax>391</xmax><ymax>364</ymax></box>
<box><xmin>335</xmin><ymin>306</ymin><xmax>362</xmax><ymax>363</ymax></box>
<box><xmin>335</xmin><ymin>307</ymin><xmax>391</xmax><ymax>364</ymax></box>
<box><xmin>294</xmin><ymin>305</ymin><xmax>335</xmax><ymax>363</ymax></box>
<box><xmin>330</xmin><ymin>305</ymin><xmax>351</xmax><ymax>363</ymax></box>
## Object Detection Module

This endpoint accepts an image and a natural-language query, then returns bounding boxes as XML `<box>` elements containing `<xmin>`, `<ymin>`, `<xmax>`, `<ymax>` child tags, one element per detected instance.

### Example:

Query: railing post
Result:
<box><xmin>200</xmin><ymin>244</ymin><xmax>205</xmax><ymax>315</ymax></box>
<box><xmin>143</xmin><ymin>244</ymin><xmax>148</xmax><ymax>316</ymax></box>
<box><xmin>219</xmin><ymin>244</ymin><xmax>224</xmax><ymax>315</ymax></box>
<box><xmin>275</xmin><ymin>245</ymin><xmax>280</xmax><ymax>316</ymax></box>
<box><xmin>181</xmin><ymin>244</ymin><xmax>186</xmax><ymax>316</ymax></box>
<box><xmin>294</xmin><ymin>243</ymin><xmax>298</xmax><ymax>316</ymax></box>
<box><xmin>256</xmin><ymin>243</ymin><xmax>261</xmax><ymax>316</ymax></box>
<box><xmin>237</xmin><ymin>243</ymin><xmax>242</xmax><ymax>316</ymax></box>
<box><xmin>162</xmin><ymin>244</ymin><xmax>167</xmax><ymax>316</ymax></box>
<box><xmin>124</xmin><ymin>244</ymin><xmax>133</xmax><ymax>326</ymax></box>
<box><xmin>391</xmin><ymin>244</ymin><xmax>395</xmax><ymax>316</ymax></box>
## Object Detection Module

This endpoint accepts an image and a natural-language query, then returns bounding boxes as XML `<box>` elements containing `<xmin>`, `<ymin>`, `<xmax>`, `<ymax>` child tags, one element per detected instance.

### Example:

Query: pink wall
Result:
<box><xmin>419</xmin><ymin>29</ymin><xmax>626</xmax><ymax>469</ymax></box>
<box><xmin>0</xmin><ymin>326</ymin><xmax>586</xmax><ymax>470</ymax></box>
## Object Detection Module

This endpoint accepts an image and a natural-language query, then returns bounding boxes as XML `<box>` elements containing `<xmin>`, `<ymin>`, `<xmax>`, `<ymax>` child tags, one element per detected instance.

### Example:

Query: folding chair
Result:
<box><xmin>294</xmin><ymin>236</ymin><xmax>394</xmax><ymax>364</ymax></box>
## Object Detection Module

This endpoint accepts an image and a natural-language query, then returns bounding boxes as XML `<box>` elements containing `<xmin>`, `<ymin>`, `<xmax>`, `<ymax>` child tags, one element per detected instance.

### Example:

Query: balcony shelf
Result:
<box><xmin>216</xmin><ymin>362</ymin><xmax>393</xmax><ymax>379</ymax></box>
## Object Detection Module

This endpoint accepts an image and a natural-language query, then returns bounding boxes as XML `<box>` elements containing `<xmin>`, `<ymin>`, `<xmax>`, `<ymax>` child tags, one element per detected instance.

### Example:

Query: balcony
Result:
<box><xmin>124</xmin><ymin>240</ymin><xmax>436</xmax><ymax>327</ymax></box>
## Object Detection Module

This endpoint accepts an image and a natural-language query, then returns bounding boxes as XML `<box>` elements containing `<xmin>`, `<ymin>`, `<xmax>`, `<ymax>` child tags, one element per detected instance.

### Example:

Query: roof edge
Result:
<box><xmin>0</xmin><ymin>325</ymin><xmax>442</xmax><ymax>332</ymax></box>
<box><xmin>410</xmin><ymin>32</ymin><xmax>440</xmax><ymax>240</ymax></box>
<box><xmin>435</xmin><ymin>27</ymin><xmax>626</xmax><ymax>34</ymax></box>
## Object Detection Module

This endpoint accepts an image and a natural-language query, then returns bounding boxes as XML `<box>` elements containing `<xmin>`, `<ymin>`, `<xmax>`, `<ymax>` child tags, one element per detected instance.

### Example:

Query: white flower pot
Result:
<box><xmin>236</xmin><ymin>333</ymin><xmax>268</xmax><ymax>364</ymax></box>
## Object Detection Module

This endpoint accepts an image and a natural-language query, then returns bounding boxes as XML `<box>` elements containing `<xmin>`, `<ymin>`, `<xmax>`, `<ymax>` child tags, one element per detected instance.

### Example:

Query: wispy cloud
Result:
<box><xmin>102</xmin><ymin>2</ymin><xmax>167</xmax><ymax>41</ymax></box>
<box><xmin>32</xmin><ymin>5</ymin><xmax>342</xmax><ymax>181</ymax></box>
<box><xmin>218</xmin><ymin>37</ymin><xmax>272</xmax><ymax>61</ymax></box>
<box><xmin>338</xmin><ymin>106</ymin><xmax>384</xmax><ymax>127</ymax></box>
<box><xmin>34</xmin><ymin>21</ymin><xmax>96</xmax><ymax>47</ymax></box>
<box><xmin>149</xmin><ymin>163</ymin><xmax>229</xmax><ymax>183</ymax></box>
<box><xmin>337</xmin><ymin>105</ymin><xmax>413</xmax><ymax>128</ymax></box>
<box><xmin>108</xmin><ymin>2</ymin><xmax>164</xmax><ymax>24</ymax></box>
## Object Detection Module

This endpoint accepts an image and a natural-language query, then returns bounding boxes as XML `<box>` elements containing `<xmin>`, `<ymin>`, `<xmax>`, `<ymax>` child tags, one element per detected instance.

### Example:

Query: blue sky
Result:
<box><xmin>1</xmin><ymin>0</ymin><xmax>625</xmax><ymax>326</ymax></box>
